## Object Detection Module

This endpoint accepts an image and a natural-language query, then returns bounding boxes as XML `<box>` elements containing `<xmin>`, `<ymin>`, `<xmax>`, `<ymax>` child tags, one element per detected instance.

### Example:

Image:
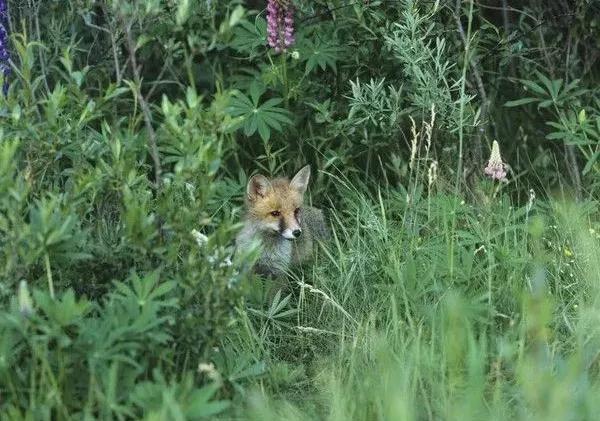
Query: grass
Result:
<box><xmin>226</xmin><ymin>179</ymin><xmax>600</xmax><ymax>420</ymax></box>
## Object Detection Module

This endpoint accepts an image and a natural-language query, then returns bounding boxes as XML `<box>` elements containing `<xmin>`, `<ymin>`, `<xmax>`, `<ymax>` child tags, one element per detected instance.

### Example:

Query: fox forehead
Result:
<box><xmin>248</xmin><ymin>178</ymin><xmax>303</xmax><ymax>215</ymax></box>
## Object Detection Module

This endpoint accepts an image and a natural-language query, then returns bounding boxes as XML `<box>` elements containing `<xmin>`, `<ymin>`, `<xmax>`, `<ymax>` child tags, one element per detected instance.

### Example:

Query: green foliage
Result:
<box><xmin>227</xmin><ymin>82</ymin><xmax>293</xmax><ymax>142</ymax></box>
<box><xmin>1</xmin><ymin>0</ymin><xmax>600</xmax><ymax>419</ymax></box>
<box><xmin>301</xmin><ymin>38</ymin><xmax>343</xmax><ymax>74</ymax></box>
<box><xmin>0</xmin><ymin>273</ymin><xmax>220</xmax><ymax>418</ymax></box>
<box><xmin>132</xmin><ymin>371</ymin><xmax>230</xmax><ymax>419</ymax></box>
<box><xmin>505</xmin><ymin>70</ymin><xmax>600</xmax><ymax>182</ymax></box>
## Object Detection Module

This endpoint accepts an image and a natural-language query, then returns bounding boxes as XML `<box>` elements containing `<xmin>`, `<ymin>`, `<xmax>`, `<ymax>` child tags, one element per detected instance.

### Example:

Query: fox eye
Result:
<box><xmin>270</xmin><ymin>210</ymin><xmax>281</xmax><ymax>217</ymax></box>
<box><xmin>294</xmin><ymin>208</ymin><xmax>300</xmax><ymax>215</ymax></box>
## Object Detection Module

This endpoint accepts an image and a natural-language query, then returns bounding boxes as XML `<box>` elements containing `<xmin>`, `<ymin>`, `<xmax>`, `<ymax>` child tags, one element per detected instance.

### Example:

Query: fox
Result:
<box><xmin>236</xmin><ymin>165</ymin><xmax>329</xmax><ymax>277</ymax></box>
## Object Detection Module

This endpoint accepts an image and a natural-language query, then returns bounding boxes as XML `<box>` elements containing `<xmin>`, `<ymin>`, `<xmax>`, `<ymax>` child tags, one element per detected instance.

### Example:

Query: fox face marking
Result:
<box><xmin>277</xmin><ymin>207</ymin><xmax>302</xmax><ymax>240</ymax></box>
<box><xmin>245</xmin><ymin>165</ymin><xmax>310</xmax><ymax>241</ymax></box>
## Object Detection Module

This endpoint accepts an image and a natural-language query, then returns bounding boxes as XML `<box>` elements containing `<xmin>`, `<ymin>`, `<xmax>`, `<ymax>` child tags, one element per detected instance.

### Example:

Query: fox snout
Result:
<box><xmin>277</xmin><ymin>210</ymin><xmax>302</xmax><ymax>240</ymax></box>
<box><xmin>281</xmin><ymin>225</ymin><xmax>302</xmax><ymax>240</ymax></box>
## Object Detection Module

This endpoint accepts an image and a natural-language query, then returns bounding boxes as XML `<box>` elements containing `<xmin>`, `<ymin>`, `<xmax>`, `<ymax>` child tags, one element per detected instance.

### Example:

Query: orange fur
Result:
<box><xmin>246</xmin><ymin>177</ymin><xmax>303</xmax><ymax>224</ymax></box>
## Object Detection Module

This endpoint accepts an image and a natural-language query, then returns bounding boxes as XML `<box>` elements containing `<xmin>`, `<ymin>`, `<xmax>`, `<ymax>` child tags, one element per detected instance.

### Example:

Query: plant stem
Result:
<box><xmin>455</xmin><ymin>0</ymin><xmax>486</xmax><ymax>167</ymax></box>
<box><xmin>450</xmin><ymin>0</ymin><xmax>474</xmax><ymax>279</ymax></box>
<box><xmin>44</xmin><ymin>252</ymin><xmax>54</xmax><ymax>299</ymax></box>
<box><xmin>122</xmin><ymin>18</ymin><xmax>162</xmax><ymax>189</ymax></box>
<box><xmin>281</xmin><ymin>52</ymin><xmax>289</xmax><ymax>107</ymax></box>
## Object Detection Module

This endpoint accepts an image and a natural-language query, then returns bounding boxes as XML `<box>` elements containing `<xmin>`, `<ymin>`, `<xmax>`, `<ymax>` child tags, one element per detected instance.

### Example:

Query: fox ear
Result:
<box><xmin>290</xmin><ymin>165</ymin><xmax>311</xmax><ymax>194</ymax></box>
<box><xmin>247</xmin><ymin>174</ymin><xmax>272</xmax><ymax>201</ymax></box>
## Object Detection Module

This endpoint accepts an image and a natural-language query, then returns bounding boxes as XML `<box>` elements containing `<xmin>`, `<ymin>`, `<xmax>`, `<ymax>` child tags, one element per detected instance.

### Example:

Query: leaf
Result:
<box><xmin>521</xmin><ymin>79</ymin><xmax>547</xmax><ymax>96</ymax></box>
<box><xmin>546</xmin><ymin>121</ymin><xmax>564</xmax><ymax>130</ymax></box>
<box><xmin>268</xmin><ymin>292</ymin><xmax>291</xmax><ymax>318</ymax></box>
<box><xmin>303</xmin><ymin>39</ymin><xmax>343</xmax><ymax>74</ymax></box>
<box><xmin>187</xmin><ymin>400</ymin><xmax>230</xmax><ymax>419</ymax></box>
<box><xmin>257</xmin><ymin>118</ymin><xmax>270</xmax><ymax>141</ymax></box>
<box><xmin>226</xmin><ymin>90</ymin><xmax>292</xmax><ymax>141</ymax></box>
<box><xmin>186</xmin><ymin>384</ymin><xmax>230</xmax><ymax>418</ymax></box>
<box><xmin>176</xmin><ymin>0</ymin><xmax>191</xmax><ymax>25</ymax></box>
<box><xmin>249</xmin><ymin>81</ymin><xmax>264</xmax><ymax>106</ymax></box>
<box><xmin>229</xmin><ymin>5</ymin><xmax>246</xmax><ymax>28</ymax></box>
<box><xmin>535</xmin><ymin>71</ymin><xmax>558</xmax><ymax>99</ymax></box>
<box><xmin>244</xmin><ymin>114</ymin><xmax>258</xmax><ymax>137</ymax></box>
<box><xmin>229</xmin><ymin>360</ymin><xmax>266</xmax><ymax>381</ymax></box>
<box><xmin>546</xmin><ymin>131</ymin><xmax>567</xmax><ymax>140</ymax></box>
<box><xmin>504</xmin><ymin>97</ymin><xmax>538</xmax><ymax>107</ymax></box>
<box><xmin>230</xmin><ymin>17</ymin><xmax>267</xmax><ymax>56</ymax></box>
<box><xmin>261</xmin><ymin>98</ymin><xmax>283</xmax><ymax>108</ymax></box>
<box><xmin>582</xmin><ymin>149</ymin><xmax>600</xmax><ymax>175</ymax></box>
<box><xmin>103</xmin><ymin>86</ymin><xmax>129</xmax><ymax>101</ymax></box>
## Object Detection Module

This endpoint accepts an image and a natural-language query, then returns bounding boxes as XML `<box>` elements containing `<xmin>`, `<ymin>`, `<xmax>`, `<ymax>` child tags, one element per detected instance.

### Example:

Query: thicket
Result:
<box><xmin>1</xmin><ymin>0</ymin><xmax>600</xmax><ymax>419</ymax></box>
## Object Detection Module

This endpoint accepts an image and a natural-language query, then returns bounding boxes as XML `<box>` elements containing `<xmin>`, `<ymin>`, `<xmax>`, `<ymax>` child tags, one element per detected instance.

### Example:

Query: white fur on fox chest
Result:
<box><xmin>236</xmin><ymin>225</ymin><xmax>293</xmax><ymax>275</ymax></box>
<box><xmin>258</xmin><ymin>236</ymin><xmax>292</xmax><ymax>274</ymax></box>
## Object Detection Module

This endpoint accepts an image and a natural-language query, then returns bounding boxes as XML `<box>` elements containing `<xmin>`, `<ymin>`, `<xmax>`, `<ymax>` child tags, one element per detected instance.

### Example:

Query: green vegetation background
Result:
<box><xmin>1</xmin><ymin>0</ymin><xmax>600</xmax><ymax>419</ymax></box>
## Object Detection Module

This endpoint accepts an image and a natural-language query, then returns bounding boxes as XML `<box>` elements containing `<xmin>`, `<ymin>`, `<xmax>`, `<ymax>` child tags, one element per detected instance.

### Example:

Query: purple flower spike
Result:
<box><xmin>266</xmin><ymin>0</ymin><xmax>295</xmax><ymax>53</ymax></box>
<box><xmin>0</xmin><ymin>0</ymin><xmax>10</xmax><ymax>95</ymax></box>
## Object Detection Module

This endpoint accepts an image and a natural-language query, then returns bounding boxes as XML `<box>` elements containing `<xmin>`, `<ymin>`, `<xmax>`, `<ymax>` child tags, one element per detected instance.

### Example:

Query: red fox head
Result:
<box><xmin>245</xmin><ymin>165</ymin><xmax>311</xmax><ymax>240</ymax></box>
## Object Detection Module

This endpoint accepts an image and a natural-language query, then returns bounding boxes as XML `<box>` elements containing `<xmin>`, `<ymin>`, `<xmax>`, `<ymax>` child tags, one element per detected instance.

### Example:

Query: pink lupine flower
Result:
<box><xmin>266</xmin><ymin>0</ymin><xmax>280</xmax><ymax>51</ymax></box>
<box><xmin>266</xmin><ymin>0</ymin><xmax>295</xmax><ymax>53</ymax></box>
<box><xmin>283</xmin><ymin>7</ymin><xmax>295</xmax><ymax>47</ymax></box>
<box><xmin>484</xmin><ymin>140</ymin><xmax>508</xmax><ymax>182</ymax></box>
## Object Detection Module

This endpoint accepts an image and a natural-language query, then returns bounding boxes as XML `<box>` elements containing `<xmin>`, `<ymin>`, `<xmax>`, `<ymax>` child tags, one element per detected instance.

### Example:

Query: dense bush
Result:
<box><xmin>1</xmin><ymin>0</ymin><xmax>600</xmax><ymax>419</ymax></box>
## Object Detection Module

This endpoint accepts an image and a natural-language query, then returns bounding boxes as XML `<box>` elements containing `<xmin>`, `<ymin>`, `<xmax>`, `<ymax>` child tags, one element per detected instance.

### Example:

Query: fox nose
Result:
<box><xmin>293</xmin><ymin>229</ymin><xmax>302</xmax><ymax>238</ymax></box>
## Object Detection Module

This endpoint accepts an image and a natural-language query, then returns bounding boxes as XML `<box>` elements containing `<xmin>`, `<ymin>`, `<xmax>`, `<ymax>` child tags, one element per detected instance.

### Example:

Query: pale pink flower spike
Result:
<box><xmin>484</xmin><ymin>140</ymin><xmax>508</xmax><ymax>182</ymax></box>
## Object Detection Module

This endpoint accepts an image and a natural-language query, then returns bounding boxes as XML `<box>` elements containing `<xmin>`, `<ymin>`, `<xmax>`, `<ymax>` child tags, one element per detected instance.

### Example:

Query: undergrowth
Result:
<box><xmin>1</xmin><ymin>0</ymin><xmax>600</xmax><ymax>419</ymax></box>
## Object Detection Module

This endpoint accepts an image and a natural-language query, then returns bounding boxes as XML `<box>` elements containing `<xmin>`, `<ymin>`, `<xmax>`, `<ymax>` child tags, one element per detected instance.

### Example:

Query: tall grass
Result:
<box><xmin>232</xmin><ymin>167</ymin><xmax>600</xmax><ymax>420</ymax></box>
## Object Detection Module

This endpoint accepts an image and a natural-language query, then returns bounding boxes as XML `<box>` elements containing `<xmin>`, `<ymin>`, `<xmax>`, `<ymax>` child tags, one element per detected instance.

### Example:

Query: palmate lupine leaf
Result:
<box><xmin>302</xmin><ymin>39</ymin><xmax>343</xmax><ymax>74</ymax></box>
<box><xmin>132</xmin><ymin>370</ymin><xmax>230</xmax><ymax>419</ymax></box>
<box><xmin>504</xmin><ymin>72</ymin><xmax>587</xmax><ymax>109</ymax></box>
<box><xmin>227</xmin><ymin>83</ymin><xmax>292</xmax><ymax>141</ymax></box>
<box><xmin>230</xmin><ymin>17</ymin><xmax>267</xmax><ymax>58</ymax></box>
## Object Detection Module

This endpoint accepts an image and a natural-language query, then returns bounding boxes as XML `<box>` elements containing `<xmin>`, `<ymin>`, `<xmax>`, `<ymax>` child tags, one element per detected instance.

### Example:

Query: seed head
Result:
<box><xmin>428</xmin><ymin>160</ymin><xmax>438</xmax><ymax>187</ymax></box>
<box><xmin>18</xmin><ymin>280</ymin><xmax>33</xmax><ymax>317</ymax></box>
<box><xmin>409</xmin><ymin>116</ymin><xmax>418</xmax><ymax>170</ymax></box>
<box><xmin>425</xmin><ymin>104</ymin><xmax>436</xmax><ymax>153</ymax></box>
